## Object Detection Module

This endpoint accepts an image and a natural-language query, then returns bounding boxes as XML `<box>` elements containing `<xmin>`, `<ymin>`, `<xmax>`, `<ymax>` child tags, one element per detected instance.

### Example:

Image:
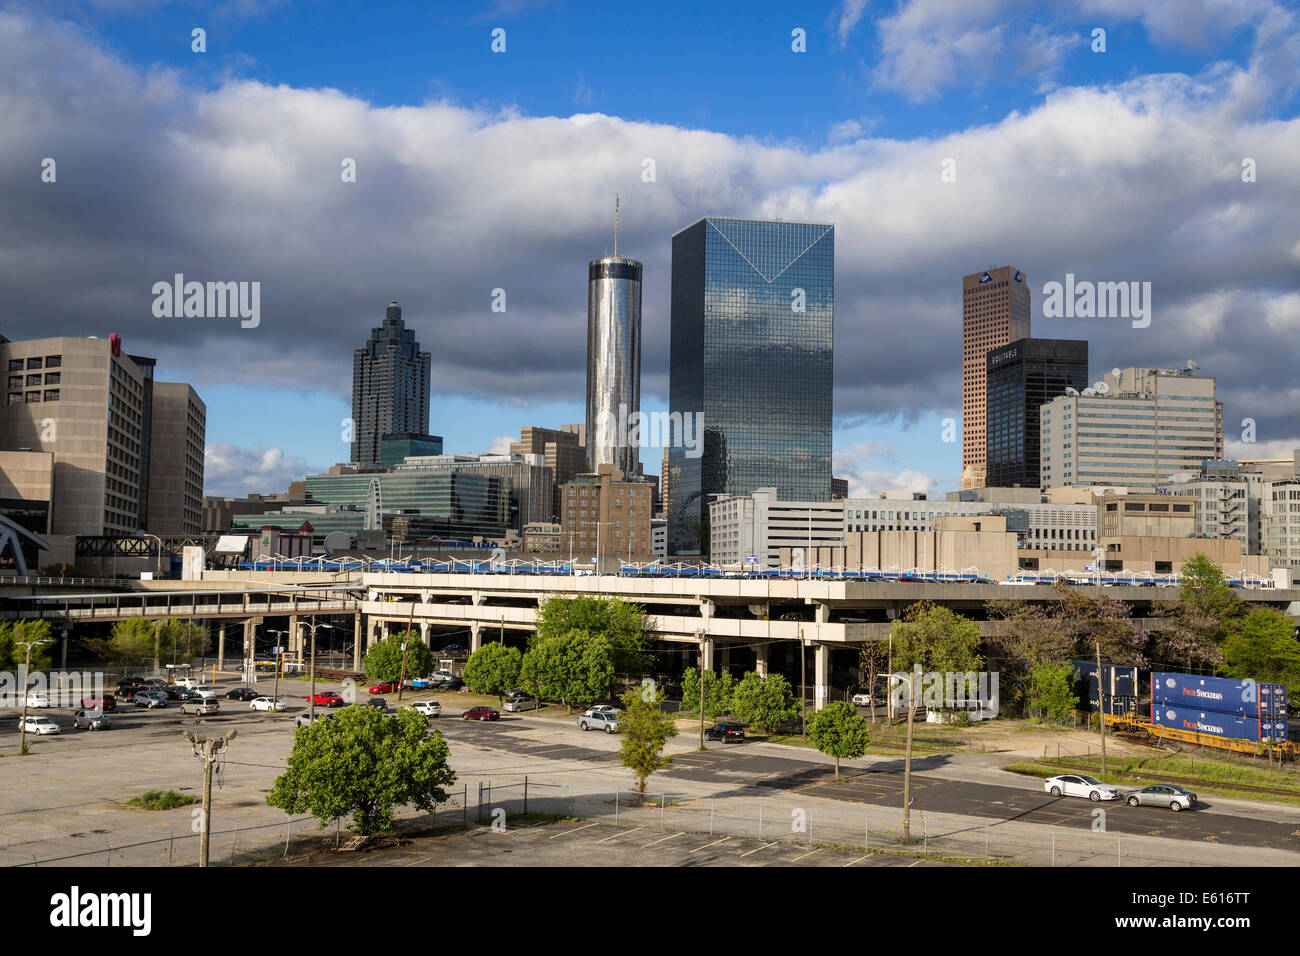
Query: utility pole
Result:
<box><xmin>696</xmin><ymin>629</ymin><xmax>706</xmax><ymax>750</ymax></box>
<box><xmin>396</xmin><ymin>602</ymin><xmax>415</xmax><ymax>704</ymax></box>
<box><xmin>799</xmin><ymin>628</ymin><xmax>808</xmax><ymax>737</ymax></box>
<box><xmin>307</xmin><ymin>616</ymin><xmax>332</xmax><ymax>722</ymax></box>
<box><xmin>15</xmin><ymin>637</ymin><xmax>50</xmax><ymax>755</ymax></box>
<box><xmin>186</xmin><ymin>729</ymin><xmax>236</xmax><ymax>867</ymax></box>
<box><xmin>1095</xmin><ymin>639</ymin><xmax>1107</xmax><ymax>778</ymax></box>
<box><xmin>903</xmin><ymin>672</ymin><xmax>915</xmax><ymax>842</ymax></box>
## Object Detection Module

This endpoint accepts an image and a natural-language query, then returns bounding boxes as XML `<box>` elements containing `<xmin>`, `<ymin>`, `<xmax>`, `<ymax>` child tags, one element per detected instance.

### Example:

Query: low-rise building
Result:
<box><xmin>560</xmin><ymin>465</ymin><xmax>653</xmax><ymax>564</ymax></box>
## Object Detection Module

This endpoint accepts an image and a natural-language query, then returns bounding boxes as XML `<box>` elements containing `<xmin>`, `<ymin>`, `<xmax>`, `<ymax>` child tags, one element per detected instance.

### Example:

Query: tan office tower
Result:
<box><xmin>962</xmin><ymin>266</ymin><xmax>1030</xmax><ymax>489</ymax></box>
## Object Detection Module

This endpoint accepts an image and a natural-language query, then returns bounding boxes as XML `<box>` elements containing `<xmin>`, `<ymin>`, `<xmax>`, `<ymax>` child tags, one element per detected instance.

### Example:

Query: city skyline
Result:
<box><xmin>1</xmin><ymin>3</ymin><xmax>1296</xmax><ymax>503</ymax></box>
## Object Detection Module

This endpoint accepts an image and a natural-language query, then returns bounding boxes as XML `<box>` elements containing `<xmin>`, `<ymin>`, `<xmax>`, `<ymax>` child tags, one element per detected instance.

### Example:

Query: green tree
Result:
<box><xmin>985</xmin><ymin>598</ymin><xmax>1074</xmax><ymax>715</ymax></box>
<box><xmin>1180</xmin><ymin>553</ymin><xmax>1240</xmax><ymax>625</ymax></box>
<box><xmin>362</xmin><ymin>630</ymin><xmax>435</xmax><ymax>683</ymax></box>
<box><xmin>807</xmin><ymin>700</ymin><xmax>870</xmax><ymax>778</ymax></box>
<box><xmin>680</xmin><ymin>667</ymin><xmax>735</xmax><ymax>719</ymax></box>
<box><xmin>890</xmin><ymin>603</ymin><xmax>984</xmax><ymax>674</ymax></box>
<box><xmin>519</xmin><ymin>630</ymin><xmax>615</xmax><ymax>713</ymax></box>
<box><xmin>159</xmin><ymin>620</ymin><xmax>210</xmax><ymax>664</ymax></box>
<box><xmin>0</xmin><ymin>621</ymin><xmax>54</xmax><ymax>671</ymax></box>
<box><xmin>1026</xmin><ymin>661</ymin><xmax>1079</xmax><ymax>722</ymax></box>
<box><xmin>1146</xmin><ymin>554</ymin><xmax>1242</xmax><ymax>670</ymax></box>
<box><xmin>533</xmin><ymin>596</ymin><xmax>650</xmax><ymax>679</ymax></box>
<box><xmin>462</xmin><ymin>642</ymin><xmax>523</xmax><ymax>703</ymax></box>
<box><xmin>1221</xmin><ymin>608</ymin><xmax>1300</xmax><ymax>696</ymax></box>
<box><xmin>267</xmin><ymin>706</ymin><xmax>455</xmax><ymax>835</ymax></box>
<box><xmin>84</xmin><ymin>617</ymin><xmax>157</xmax><ymax>670</ymax></box>
<box><xmin>617</xmin><ymin>686</ymin><xmax>678</xmax><ymax>793</ymax></box>
<box><xmin>730</xmin><ymin>672</ymin><xmax>799</xmax><ymax>735</ymax></box>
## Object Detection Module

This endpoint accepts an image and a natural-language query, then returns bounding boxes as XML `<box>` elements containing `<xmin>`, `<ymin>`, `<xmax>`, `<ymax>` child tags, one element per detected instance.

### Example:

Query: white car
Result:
<box><xmin>1043</xmin><ymin>774</ymin><xmax>1121</xmax><ymax>802</ymax></box>
<box><xmin>407</xmin><ymin>699</ymin><xmax>442</xmax><ymax>718</ymax></box>
<box><xmin>851</xmin><ymin>693</ymin><xmax>873</xmax><ymax>706</ymax></box>
<box><xmin>174</xmin><ymin>677</ymin><xmax>200</xmax><ymax>690</ymax></box>
<box><xmin>503</xmin><ymin>697</ymin><xmax>538</xmax><ymax>713</ymax></box>
<box><xmin>577</xmin><ymin>711</ymin><xmax>621</xmax><ymax>733</ymax></box>
<box><xmin>582</xmin><ymin>705</ymin><xmax>620</xmax><ymax>717</ymax></box>
<box><xmin>19</xmin><ymin>715</ymin><xmax>60</xmax><ymax>735</ymax></box>
<box><xmin>24</xmin><ymin>692</ymin><xmax>52</xmax><ymax>708</ymax></box>
<box><xmin>193</xmin><ymin>686</ymin><xmax>220</xmax><ymax>699</ymax></box>
<box><xmin>249</xmin><ymin>697</ymin><xmax>286</xmax><ymax>712</ymax></box>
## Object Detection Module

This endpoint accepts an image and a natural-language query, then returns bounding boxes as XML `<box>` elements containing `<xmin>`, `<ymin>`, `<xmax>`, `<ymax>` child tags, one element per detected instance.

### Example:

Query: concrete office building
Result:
<box><xmin>1041</xmin><ymin>366</ymin><xmax>1223</xmax><ymax>493</ymax></box>
<box><xmin>669</xmin><ymin>217</ymin><xmax>834</xmax><ymax>553</ymax></box>
<box><xmin>585</xmin><ymin>237</ymin><xmax>643</xmax><ymax>476</ymax></box>
<box><xmin>522</xmin><ymin>522</ymin><xmax>563</xmax><ymax>554</ymax></box>
<box><xmin>710</xmin><ymin>489</ymin><xmax>846</xmax><ymax>568</ymax></box>
<box><xmin>510</xmin><ymin>426</ymin><xmax>586</xmax><ymax>519</ymax></box>
<box><xmin>961</xmin><ymin>266</ymin><xmax>1031</xmax><ymax>489</ymax></box>
<box><xmin>844</xmin><ymin>495</ymin><xmax>1098</xmax><ymax>552</ymax></box>
<box><xmin>1160</xmin><ymin>461</ymin><xmax>1252</xmax><ymax>549</ymax></box>
<box><xmin>1097</xmin><ymin>492</ymin><xmax>1196</xmax><ymax>539</ymax></box>
<box><xmin>0</xmin><ymin>450</ymin><xmax>53</xmax><ymax>534</ymax></box>
<box><xmin>1262</xmin><ymin>465</ymin><xmax>1300</xmax><ymax>568</ymax></box>
<box><xmin>560</xmin><ymin>465</ymin><xmax>653</xmax><ymax>566</ymax></box>
<box><xmin>651</xmin><ymin>518</ymin><xmax>667</xmax><ymax>559</ymax></box>
<box><xmin>145</xmin><ymin>382</ymin><xmax>206</xmax><ymax>534</ymax></box>
<box><xmin>379</xmin><ymin>433</ymin><xmax>443</xmax><ymax>470</ymax></box>
<box><xmin>985</xmin><ymin>337</ymin><xmax>1088</xmax><ymax>489</ymax></box>
<box><xmin>351</xmin><ymin>301</ymin><xmax>431</xmax><ymax>468</ymax></box>
<box><xmin>0</xmin><ymin>337</ymin><xmax>146</xmax><ymax>536</ymax></box>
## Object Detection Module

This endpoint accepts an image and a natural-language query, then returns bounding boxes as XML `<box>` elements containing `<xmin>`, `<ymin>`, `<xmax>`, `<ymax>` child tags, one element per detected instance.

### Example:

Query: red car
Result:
<box><xmin>368</xmin><ymin>681</ymin><xmax>401</xmax><ymax>695</ymax></box>
<box><xmin>311</xmin><ymin>691</ymin><xmax>344</xmax><ymax>707</ymax></box>
<box><xmin>80</xmin><ymin>694</ymin><xmax>117</xmax><ymax>712</ymax></box>
<box><xmin>462</xmin><ymin>706</ymin><xmax>499</xmax><ymax>721</ymax></box>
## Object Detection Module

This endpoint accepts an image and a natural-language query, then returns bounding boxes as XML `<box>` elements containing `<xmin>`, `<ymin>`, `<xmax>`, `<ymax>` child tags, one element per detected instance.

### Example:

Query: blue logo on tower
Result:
<box><xmin>1014</xmin><ymin>270</ymin><xmax>1022</xmax><ymax>283</ymax></box>
<box><xmin>979</xmin><ymin>272</ymin><xmax>992</xmax><ymax>283</ymax></box>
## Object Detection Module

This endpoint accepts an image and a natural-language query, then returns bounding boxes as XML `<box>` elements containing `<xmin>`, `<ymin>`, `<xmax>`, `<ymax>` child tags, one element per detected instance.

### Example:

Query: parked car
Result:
<box><xmin>577</xmin><ymin>711</ymin><xmax>621</xmax><ymax>733</ymax></box>
<box><xmin>225</xmin><ymin>687</ymin><xmax>258</xmax><ymax>701</ymax></box>
<box><xmin>705</xmin><ymin>722</ymin><xmax>745</xmax><ymax>743</ymax></box>
<box><xmin>295</xmin><ymin>712</ymin><xmax>335</xmax><ymax>728</ymax></box>
<box><xmin>365</xmin><ymin>698</ymin><xmax>388</xmax><ymax>711</ymax></box>
<box><xmin>410</xmin><ymin>676</ymin><xmax>435</xmax><ymax>689</ymax></box>
<box><xmin>463</xmin><ymin>706</ymin><xmax>499</xmax><ymax>721</ymax></box>
<box><xmin>72</xmin><ymin>709</ymin><xmax>112</xmax><ymax>730</ymax></box>
<box><xmin>503</xmin><ymin>697</ymin><xmax>538</xmax><ymax>713</ymax></box>
<box><xmin>193</xmin><ymin>686</ymin><xmax>220</xmax><ymax>700</ymax></box>
<box><xmin>583</xmin><ymin>704</ymin><xmax>620</xmax><ymax>717</ymax></box>
<box><xmin>144</xmin><ymin>678</ymin><xmax>168</xmax><ymax>689</ymax></box>
<box><xmin>407</xmin><ymin>699</ymin><xmax>442</xmax><ymax>718</ymax></box>
<box><xmin>19</xmin><ymin>715</ymin><xmax>60</xmax><ymax>735</ymax></box>
<box><xmin>369</xmin><ymin>681</ymin><xmax>402</xmax><ymax>695</ymax></box>
<box><xmin>117</xmin><ymin>677</ymin><xmax>148</xmax><ymax>695</ymax></box>
<box><xmin>250</xmin><ymin>697</ymin><xmax>286</xmax><ymax>712</ymax></box>
<box><xmin>1126</xmin><ymin>784</ymin><xmax>1197</xmax><ymax>811</ymax></box>
<box><xmin>80</xmin><ymin>694</ymin><xmax>117</xmax><ymax>712</ymax></box>
<box><xmin>311</xmin><ymin>691</ymin><xmax>344</xmax><ymax>708</ymax></box>
<box><xmin>167</xmin><ymin>687</ymin><xmax>199</xmax><ymax>701</ymax></box>
<box><xmin>1043</xmin><ymin>774</ymin><xmax>1120</xmax><ymax>802</ymax></box>
<box><xmin>180</xmin><ymin>698</ymin><xmax>219</xmax><ymax>716</ymax></box>
<box><xmin>174</xmin><ymin>677</ymin><xmax>201</xmax><ymax>690</ymax></box>
<box><xmin>133</xmin><ymin>691</ymin><xmax>168</xmax><ymax>709</ymax></box>
<box><xmin>504</xmin><ymin>687</ymin><xmax>527</xmax><ymax>699</ymax></box>
<box><xmin>440</xmin><ymin>644</ymin><xmax>467</xmax><ymax>656</ymax></box>
<box><xmin>24</xmin><ymin>692</ymin><xmax>52</xmax><ymax>708</ymax></box>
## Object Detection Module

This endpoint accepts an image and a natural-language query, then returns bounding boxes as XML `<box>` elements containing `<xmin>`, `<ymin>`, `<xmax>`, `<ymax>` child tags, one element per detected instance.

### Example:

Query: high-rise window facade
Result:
<box><xmin>351</xmin><ymin>301</ymin><xmax>431</xmax><ymax>468</ymax></box>
<box><xmin>667</xmin><ymin>218</ymin><xmax>834</xmax><ymax>555</ymax></box>
<box><xmin>986</xmin><ymin>338</ymin><xmax>1088</xmax><ymax>489</ymax></box>
<box><xmin>962</xmin><ymin>266</ymin><xmax>1031</xmax><ymax>487</ymax></box>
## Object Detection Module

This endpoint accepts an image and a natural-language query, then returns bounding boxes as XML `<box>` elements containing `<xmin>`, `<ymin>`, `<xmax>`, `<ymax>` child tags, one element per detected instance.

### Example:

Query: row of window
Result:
<box><xmin>7</xmin><ymin>355</ymin><xmax>61</xmax><ymax>371</ymax></box>
<box><xmin>7</xmin><ymin>390</ymin><xmax>59</xmax><ymax>404</ymax></box>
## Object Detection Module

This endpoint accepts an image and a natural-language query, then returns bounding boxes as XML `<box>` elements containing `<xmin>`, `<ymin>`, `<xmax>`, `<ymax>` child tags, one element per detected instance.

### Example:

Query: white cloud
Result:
<box><xmin>204</xmin><ymin>443</ymin><xmax>320</xmax><ymax>497</ymax></box>
<box><xmin>486</xmin><ymin>435</ymin><xmax>514</xmax><ymax>455</ymax></box>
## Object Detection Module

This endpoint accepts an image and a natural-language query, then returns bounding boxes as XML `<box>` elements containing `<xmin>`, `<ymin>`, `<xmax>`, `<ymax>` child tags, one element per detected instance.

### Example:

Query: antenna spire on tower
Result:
<box><xmin>614</xmin><ymin>195</ymin><xmax>620</xmax><ymax>257</ymax></box>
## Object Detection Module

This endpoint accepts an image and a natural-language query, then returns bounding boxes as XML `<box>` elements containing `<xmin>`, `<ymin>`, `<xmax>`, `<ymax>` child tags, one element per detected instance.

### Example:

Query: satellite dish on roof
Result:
<box><xmin>1093</xmin><ymin>381</ymin><xmax>1110</xmax><ymax>395</ymax></box>
<box><xmin>1064</xmin><ymin>387</ymin><xmax>1080</xmax><ymax>397</ymax></box>
<box><xmin>323</xmin><ymin>531</ymin><xmax>350</xmax><ymax>557</ymax></box>
<box><xmin>1187</xmin><ymin>359</ymin><xmax>1199</xmax><ymax>370</ymax></box>
<box><xmin>1111</xmin><ymin>367</ymin><xmax>1121</xmax><ymax>379</ymax></box>
<box><xmin>1081</xmin><ymin>388</ymin><xmax>1097</xmax><ymax>396</ymax></box>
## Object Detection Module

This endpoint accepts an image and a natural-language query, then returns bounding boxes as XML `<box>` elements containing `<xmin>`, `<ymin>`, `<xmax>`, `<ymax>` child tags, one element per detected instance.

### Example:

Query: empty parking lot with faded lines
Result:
<box><xmin>267</xmin><ymin>816</ymin><xmax>954</xmax><ymax>868</ymax></box>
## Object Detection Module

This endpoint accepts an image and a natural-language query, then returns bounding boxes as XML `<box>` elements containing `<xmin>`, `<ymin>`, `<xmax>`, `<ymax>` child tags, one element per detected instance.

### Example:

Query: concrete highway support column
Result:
<box><xmin>814</xmin><ymin>643</ymin><xmax>830</xmax><ymax>711</ymax></box>
<box><xmin>720</xmin><ymin>642</ymin><xmax>732</xmax><ymax>672</ymax></box>
<box><xmin>288</xmin><ymin>616</ymin><xmax>303</xmax><ymax>658</ymax></box>
<box><xmin>242</xmin><ymin>618</ymin><xmax>258</xmax><ymax>681</ymax></box>
<box><xmin>419</xmin><ymin>621</ymin><xmax>430</xmax><ymax>643</ymax></box>
<box><xmin>754</xmin><ymin>643</ymin><xmax>769</xmax><ymax>678</ymax></box>
<box><xmin>698</xmin><ymin>637</ymin><xmax>714</xmax><ymax>672</ymax></box>
<box><xmin>216</xmin><ymin>622</ymin><xmax>225</xmax><ymax>671</ymax></box>
<box><xmin>353</xmin><ymin>612</ymin><xmax>363</xmax><ymax>671</ymax></box>
<box><xmin>470</xmin><ymin>622</ymin><xmax>483</xmax><ymax>654</ymax></box>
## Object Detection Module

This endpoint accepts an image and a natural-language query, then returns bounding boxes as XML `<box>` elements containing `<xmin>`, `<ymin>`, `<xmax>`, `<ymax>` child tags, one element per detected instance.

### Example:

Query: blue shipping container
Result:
<box><xmin>1152</xmin><ymin>673</ymin><xmax>1285</xmax><ymax>720</ymax></box>
<box><xmin>1072</xmin><ymin>660</ymin><xmax>1139</xmax><ymax>706</ymax></box>
<box><xmin>1152</xmin><ymin>704</ymin><xmax>1266</xmax><ymax>742</ymax></box>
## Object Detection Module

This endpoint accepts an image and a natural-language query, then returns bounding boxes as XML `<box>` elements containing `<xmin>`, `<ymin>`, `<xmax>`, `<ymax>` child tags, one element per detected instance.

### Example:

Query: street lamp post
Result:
<box><xmin>308</xmin><ymin>617</ymin><xmax>334</xmax><ymax>722</ymax></box>
<box><xmin>137</xmin><ymin>531</ymin><xmax>163</xmax><ymax>577</ymax></box>
<box><xmin>16</xmin><ymin>637</ymin><xmax>51</xmax><ymax>756</ymax></box>
<box><xmin>885</xmin><ymin>670</ymin><xmax>917</xmax><ymax>841</ymax></box>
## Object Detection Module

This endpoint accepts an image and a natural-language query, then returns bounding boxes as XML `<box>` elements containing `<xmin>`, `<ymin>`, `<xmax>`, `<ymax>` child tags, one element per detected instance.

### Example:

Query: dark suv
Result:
<box><xmin>705</xmin><ymin>722</ymin><xmax>745</xmax><ymax>743</ymax></box>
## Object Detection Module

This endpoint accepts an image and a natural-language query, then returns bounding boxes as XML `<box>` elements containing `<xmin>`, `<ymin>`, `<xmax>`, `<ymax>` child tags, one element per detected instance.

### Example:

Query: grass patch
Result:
<box><xmin>127</xmin><ymin>790</ymin><xmax>198</xmax><ymax>810</ymax></box>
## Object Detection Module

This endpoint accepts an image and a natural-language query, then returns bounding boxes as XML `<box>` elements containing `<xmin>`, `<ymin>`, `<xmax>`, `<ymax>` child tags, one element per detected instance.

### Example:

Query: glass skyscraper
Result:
<box><xmin>667</xmin><ymin>217</ymin><xmax>834</xmax><ymax>555</ymax></box>
<box><xmin>985</xmin><ymin>338</ymin><xmax>1088</xmax><ymax>489</ymax></box>
<box><xmin>351</xmin><ymin>301</ymin><xmax>432</xmax><ymax>468</ymax></box>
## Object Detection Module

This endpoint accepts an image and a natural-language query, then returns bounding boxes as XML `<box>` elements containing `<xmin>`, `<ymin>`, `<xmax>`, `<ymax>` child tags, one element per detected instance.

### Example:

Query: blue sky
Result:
<box><xmin>5</xmin><ymin>1</ymin><xmax>1298</xmax><ymax>496</ymax></box>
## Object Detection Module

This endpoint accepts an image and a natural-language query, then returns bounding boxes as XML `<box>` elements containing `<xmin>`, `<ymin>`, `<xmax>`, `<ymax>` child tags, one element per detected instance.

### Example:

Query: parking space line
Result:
<box><xmin>641</xmin><ymin>831</ymin><xmax>685</xmax><ymax>848</ymax></box>
<box><xmin>594</xmin><ymin>826</ymin><xmax>642</xmax><ymax>844</ymax></box>
<box><xmin>739</xmin><ymin>841</ymin><xmax>776</xmax><ymax>858</ymax></box>
<box><xmin>842</xmin><ymin>854</ymin><xmax>871</xmax><ymax>867</ymax></box>
<box><xmin>549</xmin><ymin>822</ymin><xmax>599</xmax><ymax>839</ymax></box>
<box><xmin>690</xmin><ymin>837</ymin><xmax>730</xmax><ymax>853</ymax></box>
<box><xmin>790</xmin><ymin>848</ymin><xmax>820</xmax><ymax>862</ymax></box>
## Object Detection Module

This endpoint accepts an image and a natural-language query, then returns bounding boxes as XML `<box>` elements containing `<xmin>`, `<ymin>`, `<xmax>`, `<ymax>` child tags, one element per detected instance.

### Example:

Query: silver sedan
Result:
<box><xmin>1125</xmin><ymin>784</ymin><xmax>1197</xmax><ymax>811</ymax></box>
